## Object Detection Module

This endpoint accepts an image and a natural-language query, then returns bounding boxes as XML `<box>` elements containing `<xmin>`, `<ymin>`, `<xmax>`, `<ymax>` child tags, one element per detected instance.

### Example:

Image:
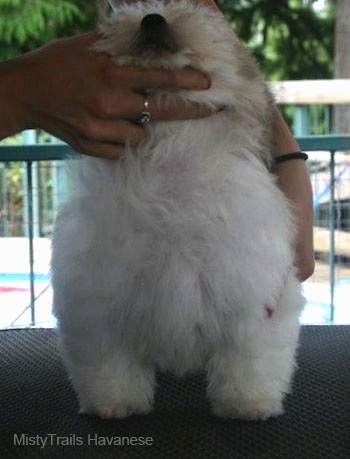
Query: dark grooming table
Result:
<box><xmin>1</xmin><ymin>326</ymin><xmax>349</xmax><ymax>459</ymax></box>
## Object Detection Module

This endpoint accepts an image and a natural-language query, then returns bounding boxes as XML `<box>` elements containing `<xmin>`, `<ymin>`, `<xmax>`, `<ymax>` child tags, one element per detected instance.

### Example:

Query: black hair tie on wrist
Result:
<box><xmin>274</xmin><ymin>152</ymin><xmax>308</xmax><ymax>165</ymax></box>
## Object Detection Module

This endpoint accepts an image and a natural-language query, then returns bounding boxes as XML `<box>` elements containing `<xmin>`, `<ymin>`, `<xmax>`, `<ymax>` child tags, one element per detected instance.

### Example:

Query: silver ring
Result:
<box><xmin>138</xmin><ymin>96</ymin><xmax>151</xmax><ymax>125</ymax></box>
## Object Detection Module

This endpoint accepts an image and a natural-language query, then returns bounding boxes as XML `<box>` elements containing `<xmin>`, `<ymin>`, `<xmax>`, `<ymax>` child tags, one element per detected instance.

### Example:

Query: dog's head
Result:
<box><xmin>97</xmin><ymin>1</ymin><xmax>233</xmax><ymax>67</ymax></box>
<box><xmin>95</xmin><ymin>0</ymin><xmax>266</xmax><ymax>108</ymax></box>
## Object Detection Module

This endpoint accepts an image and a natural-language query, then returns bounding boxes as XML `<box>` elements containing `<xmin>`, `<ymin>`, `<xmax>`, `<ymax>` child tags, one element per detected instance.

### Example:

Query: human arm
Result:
<box><xmin>0</xmin><ymin>32</ymin><xmax>213</xmax><ymax>158</ymax></box>
<box><xmin>197</xmin><ymin>0</ymin><xmax>315</xmax><ymax>281</ymax></box>
<box><xmin>272</xmin><ymin>110</ymin><xmax>315</xmax><ymax>281</ymax></box>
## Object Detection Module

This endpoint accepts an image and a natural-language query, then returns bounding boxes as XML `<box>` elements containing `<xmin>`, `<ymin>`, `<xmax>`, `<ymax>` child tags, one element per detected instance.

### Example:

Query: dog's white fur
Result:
<box><xmin>51</xmin><ymin>0</ymin><xmax>303</xmax><ymax>420</ymax></box>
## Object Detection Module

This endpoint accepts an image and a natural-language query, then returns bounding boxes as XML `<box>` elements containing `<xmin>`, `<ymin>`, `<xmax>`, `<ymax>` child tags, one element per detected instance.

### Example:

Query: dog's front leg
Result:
<box><xmin>206</xmin><ymin>275</ymin><xmax>302</xmax><ymax>421</ymax></box>
<box><xmin>206</xmin><ymin>344</ymin><xmax>287</xmax><ymax>421</ymax></box>
<box><xmin>58</xmin><ymin>323</ymin><xmax>155</xmax><ymax>419</ymax></box>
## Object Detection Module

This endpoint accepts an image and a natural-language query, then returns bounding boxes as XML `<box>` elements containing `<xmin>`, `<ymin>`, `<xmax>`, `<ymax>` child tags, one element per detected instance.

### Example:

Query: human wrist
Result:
<box><xmin>273</xmin><ymin>138</ymin><xmax>302</xmax><ymax>160</ymax></box>
<box><xmin>0</xmin><ymin>57</ymin><xmax>34</xmax><ymax>140</ymax></box>
<box><xmin>274</xmin><ymin>151</ymin><xmax>308</xmax><ymax>165</ymax></box>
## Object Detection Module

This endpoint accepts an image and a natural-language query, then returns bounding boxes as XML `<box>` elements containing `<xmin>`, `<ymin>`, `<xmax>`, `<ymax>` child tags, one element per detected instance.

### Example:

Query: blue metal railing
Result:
<box><xmin>0</xmin><ymin>144</ymin><xmax>73</xmax><ymax>326</ymax></box>
<box><xmin>1</xmin><ymin>135</ymin><xmax>350</xmax><ymax>326</ymax></box>
<box><xmin>0</xmin><ymin>143</ymin><xmax>73</xmax><ymax>162</ymax></box>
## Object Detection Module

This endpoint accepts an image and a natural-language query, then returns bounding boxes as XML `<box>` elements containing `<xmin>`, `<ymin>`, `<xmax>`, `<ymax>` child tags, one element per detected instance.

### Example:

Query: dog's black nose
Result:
<box><xmin>140</xmin><ymin>14</ymin><xmax>167</xmax><ymax>30</ymax></box>
<box><xmin>133</xmin><ymin>13</ymin><xmax>177</xmax><ymax>54</ymax></box>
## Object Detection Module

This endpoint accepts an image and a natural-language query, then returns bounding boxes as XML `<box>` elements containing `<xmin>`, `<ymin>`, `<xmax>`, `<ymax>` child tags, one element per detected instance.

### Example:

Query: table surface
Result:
<box><xmin>1</xmin><ymin>326</ymin><xmax>350</xmax><ymax>459</ymax></box>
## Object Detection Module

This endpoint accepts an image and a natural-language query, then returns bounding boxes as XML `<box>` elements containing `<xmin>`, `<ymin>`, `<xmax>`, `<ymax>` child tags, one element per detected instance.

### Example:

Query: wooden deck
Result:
<box><xmin>270</xmin><ymin>79</ymin><xmax>350</xmax><ymax>104</ymax></box>
<box><xmin>311</xmin><ymin>226</ymin><xmax>350</xmax><ymax>283</ymax></box>
<box><xmin>314</xmin><ymin>226</ymin><xmax>350</xmax><ymax>257</ymax></box>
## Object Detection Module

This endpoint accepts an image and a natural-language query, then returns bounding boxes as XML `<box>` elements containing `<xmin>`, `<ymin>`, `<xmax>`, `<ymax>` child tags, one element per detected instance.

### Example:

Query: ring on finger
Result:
<box><xmin>137</xmin><ymin>94</ymin><xmax>152</xmax><ymax>126</ymax></box>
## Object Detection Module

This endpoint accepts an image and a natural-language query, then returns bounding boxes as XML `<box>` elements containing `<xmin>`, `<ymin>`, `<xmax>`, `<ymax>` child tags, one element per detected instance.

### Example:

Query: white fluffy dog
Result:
<box><xmin>51</xmin><ymin>0</ymin><xmax>303</xmax><ymax>420</ymax></box>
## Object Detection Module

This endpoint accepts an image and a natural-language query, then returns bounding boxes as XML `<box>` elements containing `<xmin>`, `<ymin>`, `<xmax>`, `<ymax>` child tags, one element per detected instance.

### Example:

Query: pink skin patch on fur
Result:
<box><xmin>168</xmin><ymin>158</ymin><xmax>185</xmax><ymax>173</ymax></box>
<box><xmin>158</xmin><ymin>158</ymin><xmax>185</xmax><ymax>174</ymax></box>
<box><xmin>264</xmin><ymin>305</ymin><xmax>275</xmax><ymax>318</ymax></box>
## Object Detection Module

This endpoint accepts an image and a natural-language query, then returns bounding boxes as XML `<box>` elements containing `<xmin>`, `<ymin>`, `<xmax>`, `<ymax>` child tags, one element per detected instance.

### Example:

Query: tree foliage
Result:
<box><xmin>0</xmin><ymin>0</ymin><xmax>336</xmax><ymax>80</ymax></box>
<box><xmin>0</xmin><ymin>0</ymin><xmax>96</xmax><ymax>60</ymax></box>
<box><xmin>217</xmin><ymin>0</ymin><xmax>335</xmax><ymax>80</ymax></box>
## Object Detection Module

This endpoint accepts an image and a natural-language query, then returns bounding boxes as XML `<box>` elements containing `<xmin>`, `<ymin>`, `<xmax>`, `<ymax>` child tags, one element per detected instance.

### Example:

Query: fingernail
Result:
<box><xmin>201</xmin><ymin>78</ymin><xmax>211</xmax><ymax>90</ymax></box>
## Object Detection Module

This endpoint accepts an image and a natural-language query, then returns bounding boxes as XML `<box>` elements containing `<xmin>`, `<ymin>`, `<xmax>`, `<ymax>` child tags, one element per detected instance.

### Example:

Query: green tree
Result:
<box><xmin>217</xmin><ymin>0</ymin><xmax>335</xmax><ymax>80</ymax></box>
<box><xmin>334</xmin><ymin>0</ymin><xmax>350</xmax><ymax>133</ymax></box>
<box><xmin>0</xmin><ymin>0</ymin><xmax>335</xmax><ymax>82</ymax></box>
<box><xmin>0</xmin><ymin>0</ymin><xmax>96</xmax><ymax>61</ymax></box>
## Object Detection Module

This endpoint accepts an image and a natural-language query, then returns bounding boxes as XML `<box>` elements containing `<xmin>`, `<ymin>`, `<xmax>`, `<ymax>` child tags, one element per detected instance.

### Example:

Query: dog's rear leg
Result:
<box><xmin>206</xmin><ymin>275</ymin><xmax>302</xmax><ymax>420</ymax></box>
<box><xmin>58</xmin><ymin>321</ymin><xmax>155</xmax><ymax>419</ymax></box>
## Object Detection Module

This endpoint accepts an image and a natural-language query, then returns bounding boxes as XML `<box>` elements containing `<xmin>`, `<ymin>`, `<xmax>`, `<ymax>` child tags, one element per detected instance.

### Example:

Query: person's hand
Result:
<box><xmin>0</xmin><ymin>32</ymin><xmax>216</xmax><ymax>159</ymax></box>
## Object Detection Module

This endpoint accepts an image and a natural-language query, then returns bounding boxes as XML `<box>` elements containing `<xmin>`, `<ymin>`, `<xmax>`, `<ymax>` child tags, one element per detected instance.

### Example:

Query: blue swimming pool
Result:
<box><xmin>0</xmin><ymin>273</ymin><xmax>49</xmax><ymax>283</ymax></box>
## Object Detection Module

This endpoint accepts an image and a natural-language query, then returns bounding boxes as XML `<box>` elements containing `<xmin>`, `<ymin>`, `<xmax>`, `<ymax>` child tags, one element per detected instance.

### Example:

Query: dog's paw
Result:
<box><xmin>70</xmin><ymin>354</ymin><xmax>155</xmax><ymax>420</ymax></box>
<box><xmin>211</xmin><ymin>397</ymin><xmax>284</xmax><ymax>421</ymax></box>
<box><xmin>80</xmin><ymin>397</ymin><xmax>153</xmax><ymax>420</ymax></box>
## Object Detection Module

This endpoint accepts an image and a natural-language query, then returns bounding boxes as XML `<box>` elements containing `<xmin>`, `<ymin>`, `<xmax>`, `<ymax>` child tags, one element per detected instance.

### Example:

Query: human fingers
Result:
<box><xmin>88</xmin><ymin>89</ymin><xmax>221</xmax><ymax>123</ymax></box>
<box><xmin>115</xmin><ymin>66</ymin><xmax>211</xmax><ymax>92</ymax></box>
<box><xmin>143</xmin><ymin>98</ymin><xmax>223</xmax><ymax>122</ymax></box>
<box><xmin>69</xmin><ymin>102</ymin><xmax>220</xmax><ymax>156</ymax></box>
<box><xmin>70</xmin><ymin>138</ymin><xmax>124</xmax><ymax>160</ymax></box>
<box><xmin>38</xmin><ymin>116</ymin><xmax>141</xmax><ymax>160</ymax></box>
<box><xmin>73</xmin><ymin>117</ymin><xmax>147</xmax><ymax>145</ymax></box>
<box><xmin>61</xmin><ymin>121</ymin><xmax>125</xmax><ymax>159</ymax></box>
